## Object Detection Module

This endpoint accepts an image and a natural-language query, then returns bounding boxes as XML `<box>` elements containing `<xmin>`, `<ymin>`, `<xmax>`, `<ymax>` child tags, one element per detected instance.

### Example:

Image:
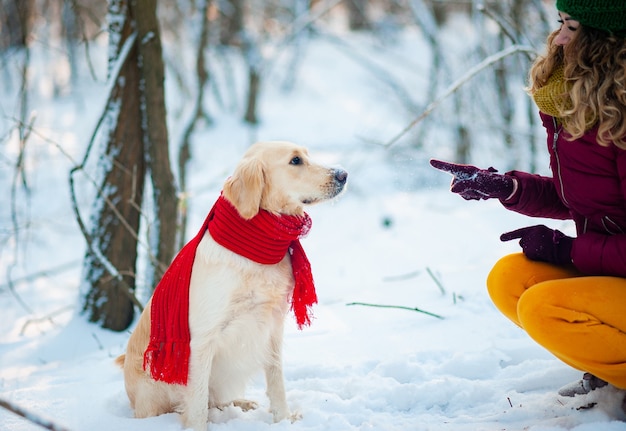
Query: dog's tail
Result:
<box><xmin>114</xmin><ymin>354</ymin><xmax>126</xmax><ymax>369</ymax></box>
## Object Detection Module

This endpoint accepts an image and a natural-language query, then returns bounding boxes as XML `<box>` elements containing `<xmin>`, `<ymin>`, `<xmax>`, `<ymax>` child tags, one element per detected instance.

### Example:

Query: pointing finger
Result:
<box><xmin>500</xmin><ymin>227</ymin><xmax>528</xmax><ymax>242</ymax></box>
<box><xmin>429</xmin><ymin>159</ymin><xmax>477</xmax><ymax>179</ymax></box>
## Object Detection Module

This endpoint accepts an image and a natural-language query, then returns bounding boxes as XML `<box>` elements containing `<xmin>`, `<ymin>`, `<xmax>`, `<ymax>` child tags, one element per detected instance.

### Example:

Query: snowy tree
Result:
<box><xmin>80</xmin><ymin>0</ymin><xmax>177</xmax><ymax>331</ymax></box>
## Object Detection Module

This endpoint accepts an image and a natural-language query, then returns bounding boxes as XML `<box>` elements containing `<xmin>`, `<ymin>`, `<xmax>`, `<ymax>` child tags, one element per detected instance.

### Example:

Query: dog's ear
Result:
<box><xmin>222</xmin><ymin>157</ymin><xmax>265</xmax><ymax>220</ymax></box>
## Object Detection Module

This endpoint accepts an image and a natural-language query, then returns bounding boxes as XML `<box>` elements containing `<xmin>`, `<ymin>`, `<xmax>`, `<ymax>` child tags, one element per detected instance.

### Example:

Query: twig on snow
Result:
<box><xmin>0</xmin><ymin>397</ymin><xmax>71</xmax><ymax>431</ymax></box>
<box><xmin>346</xmin><ymin>302</ymin><xmax>444</xmax><ymax>320</ymax></box>
<box><xmin>426</xmin><ymin>267</ymin><xmax>446</xmax><ymax>295</ymax></box>
<box><xmin>382</xmin><ymin>270</ymin><xmax>421</xmax><ymax>282</ymax></box>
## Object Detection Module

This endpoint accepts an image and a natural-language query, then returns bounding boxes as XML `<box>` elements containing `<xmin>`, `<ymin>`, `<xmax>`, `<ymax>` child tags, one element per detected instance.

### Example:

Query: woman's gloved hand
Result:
<box><xmin>430</xmin><ymin>159</ymin><xmax>516</xmax><ymax>201</ymax></box>
<box><xmin>500</xmin><ymin>225</ymin><xmax>574</xmax><ymax>265</ymax></box>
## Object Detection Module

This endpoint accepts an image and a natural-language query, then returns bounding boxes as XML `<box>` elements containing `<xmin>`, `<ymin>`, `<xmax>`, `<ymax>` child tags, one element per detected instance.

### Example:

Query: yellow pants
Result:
<box><xmin>487</xmin><ymin>253</ymin><xmax>626</xmax><ymax>389</ymax></box>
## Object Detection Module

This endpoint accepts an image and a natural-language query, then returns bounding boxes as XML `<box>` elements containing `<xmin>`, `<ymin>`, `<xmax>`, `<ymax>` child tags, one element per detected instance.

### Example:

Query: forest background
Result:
<box><xmin>1</xmin><ymin>0</ymin><xmax>548</xmax><ymax>332</ymax></box>
<box><xmin>4</xmin><ymin>1</ymin><xmax>620</xmax><ymax>430</ymax></box>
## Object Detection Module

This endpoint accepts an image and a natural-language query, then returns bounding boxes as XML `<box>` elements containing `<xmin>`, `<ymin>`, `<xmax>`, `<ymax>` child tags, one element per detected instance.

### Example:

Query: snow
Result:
<box><xmin>2</xmin><ymin>20</ymin><xmax>626</xmax><ymax>431</ymax></box>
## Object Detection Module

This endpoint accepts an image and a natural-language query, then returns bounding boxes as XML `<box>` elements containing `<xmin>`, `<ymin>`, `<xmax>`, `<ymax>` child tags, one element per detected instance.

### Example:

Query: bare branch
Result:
<box><xmin>477</xmin><ymin>3</ymin><xmax>542</xmax><ymax>52</ymax></box>
<box><xmin>68</xmin><ymin>165</ymin><xmax>145</xmax><ymax>313</ymax></box>
<box><xmin>0</xmin><ymin>116</ymin><xmax>148</xmax><ymax>313</ymax></box>
<box><xmin>0</xmin><ymin>260</ymin><xmax>80</xmax><ymax>292</ymax></box>
<box><xmin>378</xmin><ymin>44</ymin><xmax>538</xmax><ymax>148</ymax></box>
<box><xmin>478</xmin><ymin>4</ymin><xmax>526</xmax><ymax>47</ymax></box>
<box><xmin>177</xmin><ymin>0</ymin><xmax>211</xmax><ymax>249</ymax></box>
<box><xmin>7</xmin><ymin>113</ymin><xmax>36</xmax><ymax>315</ymax></box>
<box><xmin>318</xmin><ymin>31</ymin><xmax>420</xmax><ymax>113</ymax></box>
<box><xmin>20</xmin><ymin>305</ymin><xmax>74</xmax><ymax>335</ymax></box>
<box><xmin>0</xmin><ymin>397</ymin><xmax>71</xmax><ymax>431</ymax></box>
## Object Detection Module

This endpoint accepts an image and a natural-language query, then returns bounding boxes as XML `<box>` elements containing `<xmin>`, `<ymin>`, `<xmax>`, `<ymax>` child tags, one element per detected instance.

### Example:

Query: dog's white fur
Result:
<box><xmin>116</xmin><ymin>141</ymin><xmax>347</xmax><ymax>430</ymax></box>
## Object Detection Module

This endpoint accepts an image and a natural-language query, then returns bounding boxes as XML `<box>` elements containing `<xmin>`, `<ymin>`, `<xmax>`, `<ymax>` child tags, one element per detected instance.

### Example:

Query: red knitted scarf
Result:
<box><xmin>143</xmin><ymin>195</ymin><xmax>317</xmax><ymax>385</ymax></box>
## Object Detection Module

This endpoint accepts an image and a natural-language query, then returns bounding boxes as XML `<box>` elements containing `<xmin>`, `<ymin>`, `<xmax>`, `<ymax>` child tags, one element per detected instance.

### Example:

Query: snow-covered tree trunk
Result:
<box><xmin>131</xmin><ymin>0</ymin><xmax>178</xmax><ymax>285</ymax></box>
<box><xmin>82</xmin><ymin>0</ymin><xmax>146</xmax><ymax>332</ymax></box>
<box><xmin>82</xmin><ymin>0</ymin><xmax>176</xmax><ymax>331</ymax></box>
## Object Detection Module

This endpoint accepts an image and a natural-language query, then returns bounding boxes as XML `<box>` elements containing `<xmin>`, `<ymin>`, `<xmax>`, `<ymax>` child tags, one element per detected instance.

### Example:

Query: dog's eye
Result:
<box><xmin>290</xmin><ymin>156</ymin><xmax>302</xmax><ymax>165</ymax></box>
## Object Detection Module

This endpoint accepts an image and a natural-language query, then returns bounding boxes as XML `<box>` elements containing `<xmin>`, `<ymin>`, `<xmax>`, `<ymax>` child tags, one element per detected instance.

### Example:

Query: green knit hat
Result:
<box><xmin>556</xmin><ymin>0</ymin><xmax>626</xmax><ymax>37</ymax></box>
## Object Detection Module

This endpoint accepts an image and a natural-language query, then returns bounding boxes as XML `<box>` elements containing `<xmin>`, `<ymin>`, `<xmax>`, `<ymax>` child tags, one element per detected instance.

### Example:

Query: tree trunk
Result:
<box><xmin>0</xmin><ymin>0</ymin><xmax>33</xmax><ymax>48</ymax></box>
<box><xmin>131</xmin><ymin>0</ymin><xmax>178</xmax><ymax>285</ymax></box>
<box><xmin>219</xmin><ymin>0</ymin><xmax>244</xmax><ymax>46</ymax></box>
<box><xmin>82</xmin><ymin>0</ymin><xmax>176</xmax><ymax>331</ymax></box>
<box><xmin>243</xmin><ymin>67</ymin><xmax>260</xmax><ymax>124</ymax></box>
<box><xmin>82</xmin><ymin>1</ymin><xmax>145</xmax><ymax>330</ymax></box>
<box><xmin>347</xmin><ymin>0</ymin><xmax>369</xmax><ymax>30</ymax></box>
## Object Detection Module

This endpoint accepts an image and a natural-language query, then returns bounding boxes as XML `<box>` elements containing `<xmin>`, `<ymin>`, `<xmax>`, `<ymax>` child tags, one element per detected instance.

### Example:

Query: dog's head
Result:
<box><xmin>222</xmin><ymin>141</ymin><xmax>347</xmax><ymax>219</ymax></box>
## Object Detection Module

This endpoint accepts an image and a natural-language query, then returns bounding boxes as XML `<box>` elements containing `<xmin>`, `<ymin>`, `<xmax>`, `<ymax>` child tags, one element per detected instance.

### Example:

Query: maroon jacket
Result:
<box><xmin>502</xmin><ymin>112</ymin><xmax>626</xmax><ymax>277</ymax></box>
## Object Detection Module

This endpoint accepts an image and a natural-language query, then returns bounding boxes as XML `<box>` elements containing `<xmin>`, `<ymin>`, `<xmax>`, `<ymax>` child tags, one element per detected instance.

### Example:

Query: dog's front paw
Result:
<box><xmin>288</xmin><ymin>410</ymin><xmax>302</xmax><ymax>423</ymax></box>
<box><xmin>181</xmin><ymin>406</ymin><xmax>209</xmax><ymax>431</ymax></box>
<box><xmin>271</xmin><ymin>407</ymin><xmax>301</xmax><ymax>423</ymax></box>
<box><xmin>181</xmin><ymin>416</ymin><xmax>207</xmax><ymax>431</ymax></box>
<box><xmin>232</xmin><ymin>399</ymin><xmax>259</xmax><ymax>412</ymax></box>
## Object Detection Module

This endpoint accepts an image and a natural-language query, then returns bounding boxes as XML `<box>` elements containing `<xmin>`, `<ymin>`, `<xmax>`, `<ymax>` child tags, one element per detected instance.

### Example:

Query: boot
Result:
<box><xmin>558</xmin><ymin>372</ymin><xmax>608</xmax><ymax>397</ymax></box>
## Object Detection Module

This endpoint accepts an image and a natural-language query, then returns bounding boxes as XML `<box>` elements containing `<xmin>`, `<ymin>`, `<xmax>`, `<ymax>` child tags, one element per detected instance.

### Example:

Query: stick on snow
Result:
<box><xmin>0</xmin><ymin>397</ymin><xmax>71</xmax><ymax>431</ymax></box>
<box><xmin>346</xmin><ymin>302</ymin><xmax>444</xmax><ymax>319</ymax></box>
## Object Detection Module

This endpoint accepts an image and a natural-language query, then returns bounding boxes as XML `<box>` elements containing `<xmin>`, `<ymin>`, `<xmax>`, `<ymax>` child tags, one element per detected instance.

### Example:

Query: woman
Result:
<box><xmin>431</xmin><ymin>0</ymin><xmax>626</xmax><ymax>413</ymax></box>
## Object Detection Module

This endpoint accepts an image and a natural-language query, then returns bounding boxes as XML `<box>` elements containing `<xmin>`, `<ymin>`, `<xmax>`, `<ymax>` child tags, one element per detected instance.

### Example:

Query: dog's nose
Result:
<box><xmin>334</xmin><ymin>169</ymin><xmax>348</xmax><ymax>184</ymax></box>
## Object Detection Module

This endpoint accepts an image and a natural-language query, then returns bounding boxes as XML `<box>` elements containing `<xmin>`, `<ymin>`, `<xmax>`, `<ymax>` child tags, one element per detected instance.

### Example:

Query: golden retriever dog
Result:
<box><xmin>116</xmin><ymin>141</ymin><xmax>347</xmax><ymax>430</ymax></box>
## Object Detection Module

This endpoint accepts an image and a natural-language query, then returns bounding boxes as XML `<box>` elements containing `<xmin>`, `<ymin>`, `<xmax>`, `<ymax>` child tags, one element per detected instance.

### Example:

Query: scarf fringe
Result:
<box><xmin>144</xmin><ymin>341</ymin><xmax>190</xmax><ymax>385</ymax></box>
<box><xmin>289</xmin><ymin>240</ymin><xmax>317</xmax><ymax>328</ymax></box>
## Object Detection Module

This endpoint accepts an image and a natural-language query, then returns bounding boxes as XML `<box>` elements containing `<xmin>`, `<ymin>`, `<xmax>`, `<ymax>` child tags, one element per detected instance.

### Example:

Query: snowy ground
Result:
<box><xmin>2</xmin><ymin>23</ymin><xmax>626</xmax><ymax>431</ymax></box>
<box><xmin>3</xmin><ymin>188</ymin><xmax>626</xmax><ymax>431</ymax></box>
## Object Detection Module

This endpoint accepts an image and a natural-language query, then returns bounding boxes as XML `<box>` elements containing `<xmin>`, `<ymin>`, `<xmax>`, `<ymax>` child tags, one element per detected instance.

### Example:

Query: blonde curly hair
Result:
<box><xmin>527</xmin><ymin>26</ymin><xmax>626</xmax><ymax>149</ymax></box>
